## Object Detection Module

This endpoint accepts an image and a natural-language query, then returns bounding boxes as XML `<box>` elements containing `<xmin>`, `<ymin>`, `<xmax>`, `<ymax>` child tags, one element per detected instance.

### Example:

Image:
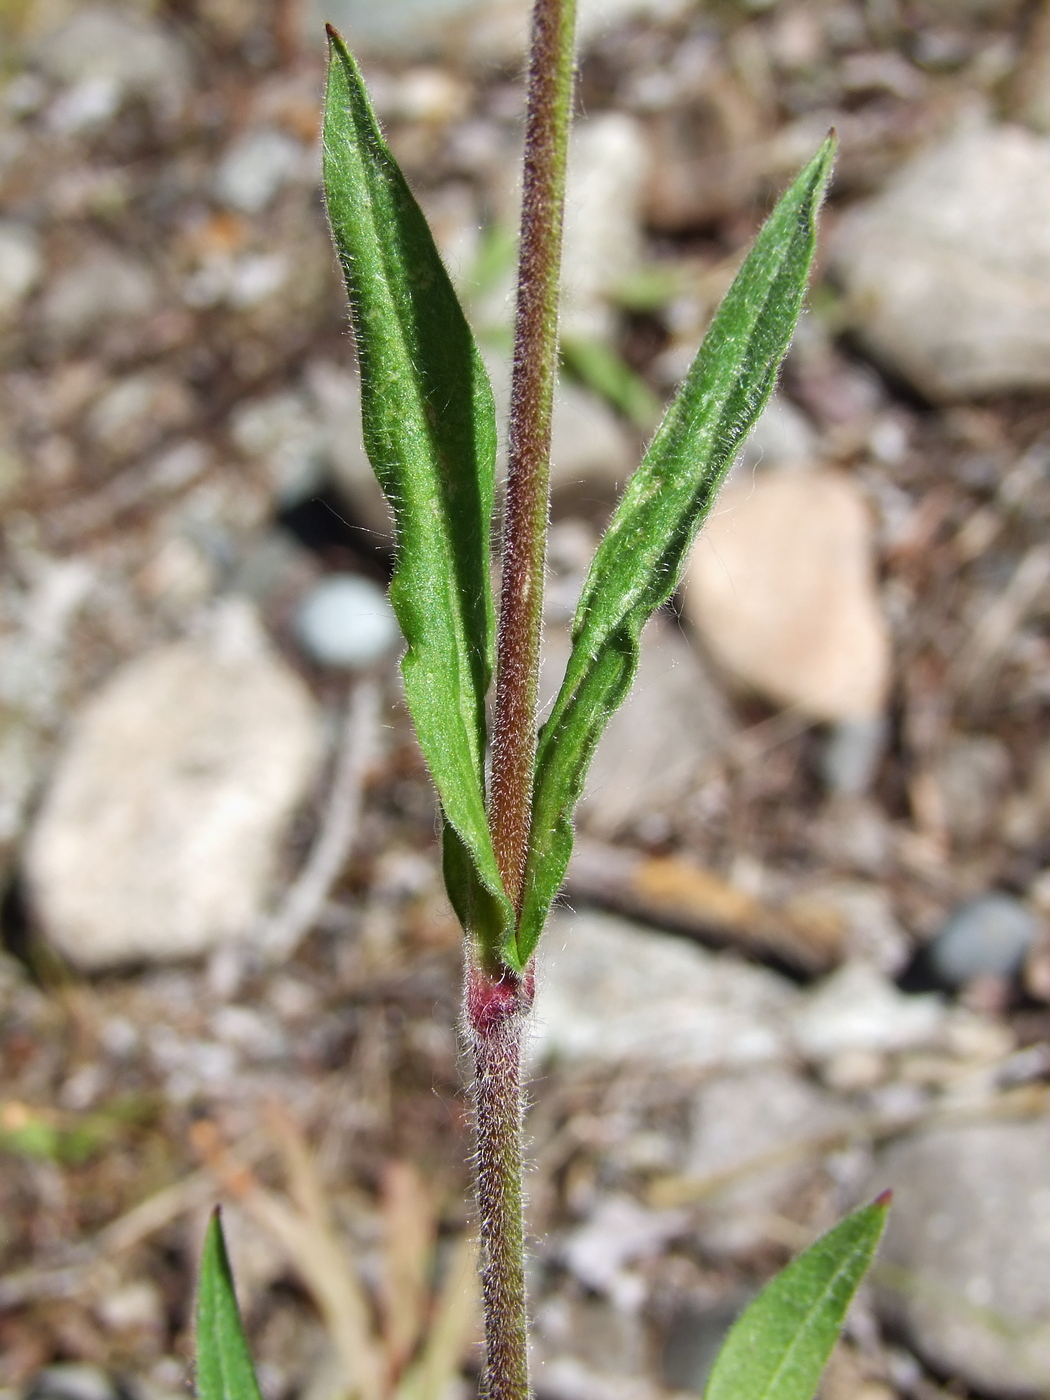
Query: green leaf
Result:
<box><xmin>323</xmin><ymin>30</ymin><xmax>513</xmax><ymax>963</ymax></box>
<box><xmin>195</xmin><ymin>1211</ymin><xmax>264</xmax><ymax>1400</ymax></box>
<box><xmin>517</xmin><ymin>136</ymin><xmax>836</xmax><ymax>961</ymax></box>
<box><xmin>704</xmin><ymin>1196</ymin><xmax>889</xmax><ymax>1400</ymax></box>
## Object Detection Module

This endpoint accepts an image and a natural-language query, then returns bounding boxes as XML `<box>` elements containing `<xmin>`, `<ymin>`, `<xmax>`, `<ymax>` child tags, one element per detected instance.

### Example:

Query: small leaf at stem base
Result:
<box><xmin>195</xmin><ymin>1210</ymin><xmax>264</xmax><ymax>1400</ymax></box>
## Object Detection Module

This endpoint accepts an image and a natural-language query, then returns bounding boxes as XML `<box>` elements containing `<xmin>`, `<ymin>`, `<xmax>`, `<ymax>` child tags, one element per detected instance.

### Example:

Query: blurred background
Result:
<box><xmin>3</xmin><ymin>0</ymin><xmax>1050</xmax><ymax>1397</ymax></box>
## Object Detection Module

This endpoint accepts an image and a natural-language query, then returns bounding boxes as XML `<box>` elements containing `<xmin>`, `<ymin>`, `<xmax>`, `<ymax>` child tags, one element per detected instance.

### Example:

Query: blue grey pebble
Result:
<box><xmin>294</xmin><ymin>574</ymin><xmax>399</xmax><ymax>670</ymax></box>
<box><xmin>929</xmin><ymin>893</ymin><xmax>1042</xmax><ymax>987</ymax></box>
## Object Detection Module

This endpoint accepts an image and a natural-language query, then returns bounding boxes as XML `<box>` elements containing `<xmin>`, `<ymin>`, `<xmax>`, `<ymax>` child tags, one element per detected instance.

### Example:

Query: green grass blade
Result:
<box><xmin>704</xmin><ymin>1197</ymin><xmax>889</xmax><ymax>1400</ymax></box>
<box><xmin>517</xmin><ymin>137</ymin><xmax>836</xmax><ymax>960</ymax></box>
<box><xmin>323</xmin><ymin>30</ymin><xmax>513</xmax><ymax>964</ymax></box>
<box><xmin>195</xmin><ymin>1211</ymin><xmax>264</xmax><ymax>1400</ymax></box>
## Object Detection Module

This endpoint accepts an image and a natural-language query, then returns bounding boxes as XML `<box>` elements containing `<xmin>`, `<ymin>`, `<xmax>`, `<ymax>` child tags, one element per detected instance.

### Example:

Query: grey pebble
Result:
<box><xmin>929</xmin><ymin>892</ymin><xmax>1042</xmax><ymax>987</ymax></box>
<box><xmin>294</xmin><ymin>574</ymin><xmax>399</xmax><ymax>671</ymax></box>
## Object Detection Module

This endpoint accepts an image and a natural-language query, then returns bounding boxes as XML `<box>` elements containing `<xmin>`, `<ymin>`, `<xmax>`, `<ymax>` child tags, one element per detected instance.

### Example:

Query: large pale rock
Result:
<box><xmin>532</xmin><ymin>910</ymin><xmax>797</xmax><ymax>1072</ymax></box>
<box><xmin>25</xmin><ymin>604</ymin><xmax>323</xmax><ymax>969</ymax></box>
<box><xmin>831</xmin><ymin>125</ymin><xmax>1050</xmax><ymax>400</ymax></box>
<box><xmin>685</xmin><ymin>471</ymin><xmax>890</xmax><ymax>720</ymax></box>
<box><xmin>874</xmin><ymin>1122</ymin><xmax>1050</xmax><ymax>1397</ymax></box>
<box><xmin>541</xmin><ymin>615</ymin><xmax>731</xmax><ymax>840</ymax></box>
<box><xmin>561</xmin><ymin>114</ymin><xmax>649</xmax><ymax>342</ymax></box>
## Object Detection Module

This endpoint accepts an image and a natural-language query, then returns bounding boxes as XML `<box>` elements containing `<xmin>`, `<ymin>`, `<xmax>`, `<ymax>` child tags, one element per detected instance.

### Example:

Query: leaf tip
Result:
<box><xmin>873</xmin><ymin>1188</ymin><xmax>893</xmax><ymax>1210</ymax></box>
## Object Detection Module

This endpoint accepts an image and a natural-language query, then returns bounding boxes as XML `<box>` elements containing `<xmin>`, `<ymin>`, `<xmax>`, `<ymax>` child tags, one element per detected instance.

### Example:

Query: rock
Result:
<box><xmin>805</xmin><ymin>881</ymin><xmax>910</xmax><ymax>975</ymax></box>
<box><xmin>929</xmin><ymin>734</ymin><xmax>1011</xmax><ymax>847</ymax></box>
<box><xmin>483</xmin><ymin>350</ymin><xmax>636</xmax><ymax>509</ymax></box>
<box><xmin>685</xmin><ymin>471</ymin><xmax>891</xmax><ymax>721</ymax></box>
<box><xmin>305</xmin><ymin>362</ymin><xmax>393</xmax><ymax>538</ymax></box>
<box><xmin>229</xmin><ymin>389</ymin><xmax>326</xmax><ymax>504</ymax></box>
<box><xmin>561</xmin><ymin>1194</ymin><xmax>687</xmax><ymax>1310</ymax></box>
<box><xmin>531</xmin><ymin>909</ymin><xmax>798</xmax><ymax>1073</ymax></box>
<box><xmin>86</xmin><ymin>372</ymin><xmax>194</xmax><ymax>461</ymax></box>
<box><xmin>790</xmin><ymin>961</ymin><xmax>945</xmax><ymax>1062</ymax></box>
<box><xmin>735</xmin><ymin>392</ymin><xmax>817</xmax><ymax>475</ymax></box>
<box><xmin>0</xmin><ymin>556</ymin><xmax>96</xmax><ymax>865</ymax></box>
<box><xmin>821</xmin><ymin>716</ymin><xmax>888</xmax><ymax>798</ymax></box>
<box><xmin>40</xmin><ymin>247</ymin><xmax>158</xmax><ymax>345</ymax></box>
<box><xmin>561</xmin><ymin>114</ymin><xmax>649</xmax><ymax>342</ymax></box>
<box><xmin>37</xmin><ymin>5</ymin><xmax>191</xmax><ymax>123</ymax></box>
<box><xmin>541</xmin><ymin>614</ymin><xmax>730</xmax><ymax>842</ymax></box>
<box><xmin>24</xmin><ymin>1366</ymin><xmax>123</xmax><ymax>1400</ymax></box>
<box><xmin>549</xmin><ymin>377</ymin><xmax>636</xmax><ymax>506</ymax></box>
<box><xmin>294</xmin><ymin>574</ymin><xmax>399</xmax><ymax>670</ymax></box>
<box><xmin>214</xmin><ymin>129</ymin><xmax>309</xmax><ymax>215</ymax></box>
<box><xmin>0</xmin><ymin>221</ymin><xmax>42</xmax><ymax>318</ymax></box>
<box><xmin>25</xmin><ymin>602</ymin><xmax>323</xmax><ymax>970</ymax></box>
<box><xmin>831</xmin><ymin>124</ymin><xmax>1050</xmax><ymax>400</ymax></box>
<box><xmin>685</xmin><ymin>1065</ymin><xmax>858</xmax><ymax>1258</ymax></box>
<box><xmin>929</xmin><ymin>894</ymin><xmax>1042</xmax><ymax>988</ymax></box>
<box><xmin>873</xmin><ymin>1121</ymin><xmax>1050</xmax><ymax>1396</ymax></box>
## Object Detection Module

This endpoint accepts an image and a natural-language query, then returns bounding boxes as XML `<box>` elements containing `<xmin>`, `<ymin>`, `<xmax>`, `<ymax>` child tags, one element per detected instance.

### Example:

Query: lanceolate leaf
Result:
<box><xmin>516</xmin><ymin>137</ymin><xmax>836</xmax><ymax>963</ymax></box>
<box><xmin>196</xmin><ymin>1211</ymin><xmax>264</xmax><ymax>1400</ymax></box>
<box><xmin>704</xmin><ymin>1197</ymin><xmax>889</xmax><ymax>1400</ymax></box>
<box><xmin>323</xmin><ymin>30</ymin><xmax>513</xmax><ymax>962</ymax></box>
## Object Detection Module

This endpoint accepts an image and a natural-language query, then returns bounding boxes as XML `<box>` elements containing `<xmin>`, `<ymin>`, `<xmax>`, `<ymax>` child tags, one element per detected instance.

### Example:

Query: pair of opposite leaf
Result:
<box><xmin>322</xmin><ymin>29</ymin><xmax>836</xmax><ymax>976</ymax></box>
<box><xmin>197</xmin><ymin>1198</ymin><xmax>889</xmax><ymax>1400</ymax></box>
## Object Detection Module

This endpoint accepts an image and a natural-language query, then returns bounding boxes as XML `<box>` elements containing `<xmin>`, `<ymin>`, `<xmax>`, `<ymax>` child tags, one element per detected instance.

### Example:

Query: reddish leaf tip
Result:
<box><xmin>873</xmin><ymin>1188</ymin><xmax>893</xmax><ymax>1208</ymax></box>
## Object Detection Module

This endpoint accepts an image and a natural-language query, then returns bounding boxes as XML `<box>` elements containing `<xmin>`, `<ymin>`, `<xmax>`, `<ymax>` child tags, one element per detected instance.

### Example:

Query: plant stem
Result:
<box><xmin>473</xmin><ymin>4</ymin><xmax>576</xmax><ymax>1394</ymax></box>
<box><xmin>489</xmin><ymin>0</ymin><xmax>578</xmax><ymax>912</ymax></box>
<box><xmin>466</xmin><ymin>963</ymin><xmax>534</xmax><ymax>1400</ymax></box>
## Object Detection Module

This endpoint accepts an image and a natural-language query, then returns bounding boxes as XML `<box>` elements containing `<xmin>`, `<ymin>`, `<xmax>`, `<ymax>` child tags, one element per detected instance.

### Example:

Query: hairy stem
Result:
<box><xmin>466</xmin><ymin>963</ymin><xmax>535</xmax><ymax>1400</ymax></box>
<box><xmin>489</xmin><ymin>0</ymin><xmax>578</xmax><ymax>911</ymax></box>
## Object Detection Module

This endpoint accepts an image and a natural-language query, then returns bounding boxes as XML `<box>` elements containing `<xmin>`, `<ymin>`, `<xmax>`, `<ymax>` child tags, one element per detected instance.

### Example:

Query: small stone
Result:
<box><xmin>831</xmin><ymin>124</ymin><xmax>1050</xmax><ymax>400</ymax></box>
<box><xmin>0</xmin><ymin>221</ymin><xmax>42</xmax><ymax>318</ymax></box>
<box><xmin>214</xmin><ymin>129</ymin><xmax>308</xmax><ymax>215</ymax></box>
<box><xmin>294</xmin><ymin>574</ymin><xmax>399</xmax><ymax>671</ymax></box>
<box><xmin>930</xmin><ymin>733</ymin><xmax>1011</xmax><ymax>847</ymax></box>
<box><xmin>790</xmin><ymin>961</ymin><xmax>945</xmax><ymax>1062</ymax></box>
<box><xmin>803</xmin><ymin>880</ymin><xmax>910</xmax><ymax>975</ymax></box>
<box><xmin>41</xmin><ymin>247</ymin><xmax>158</xmax><ymax>345</ymax></box>
<box><xmin>230</xmin><ymin>389</ymin><xmax>326</xmax><ymax>503</ymax></box>
<box><xmin>561</xmin><ymin>113</ymin><xmax>649</xmax><ymax>342</ymax></box>
<box><xmin>929</xmin><ymin>894</ymin><xmax>1042</xmax><ymax>989</ymax></box>
<box><xmin>25</xmin><ymin>602</ymin><xmax>323</xmax><ymax>969</ymax></box>
<box><xmin>873</xmin><ymin>1121</ymin><xmax>1050</xmax><ymax>1395</ymax></box>
<box><xmin>25</xmin><ymin>1366</ymin><xmax>122</xmax><ymax>1400</ymax></box>
<box><xmin>86</xmin><ymin>372</ymin><xmax>194</xmax><ymax>460</ymax></box>
<box><xmin>94</xmin><ymin>1279</ymin><xmax>164</xmax><ymax>1334</ymax></box>
<box><xmin>821</xmin><ymin>715</ymin><xmax>888</xmax><ymax>799</ymax></box>
<box><xmin>685</xmin><ymin>470</ymin><xmax>891</xmax><ymax>721</ymax></box>
<box><xmin>532</xmin><ymin>909</ymin><xmax>798</xmax><ymax>1073</ymax></box>
<box><xmin>562</xmin><ymin>1194</ymin><xmax>687</xmax><ymax>1310</ymax></box>
<box><xmin>37</xmin><ymin>5</ymin><xmax>191</xmax><ymax>120</ymax></box>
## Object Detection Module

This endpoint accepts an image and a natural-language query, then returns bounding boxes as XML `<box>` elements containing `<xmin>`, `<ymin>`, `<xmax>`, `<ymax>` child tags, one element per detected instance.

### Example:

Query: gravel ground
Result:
<box><xmin>3</xmin><ymin>1</ymin><xmax>1050</xmax><ymax>1398</ymax></box>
